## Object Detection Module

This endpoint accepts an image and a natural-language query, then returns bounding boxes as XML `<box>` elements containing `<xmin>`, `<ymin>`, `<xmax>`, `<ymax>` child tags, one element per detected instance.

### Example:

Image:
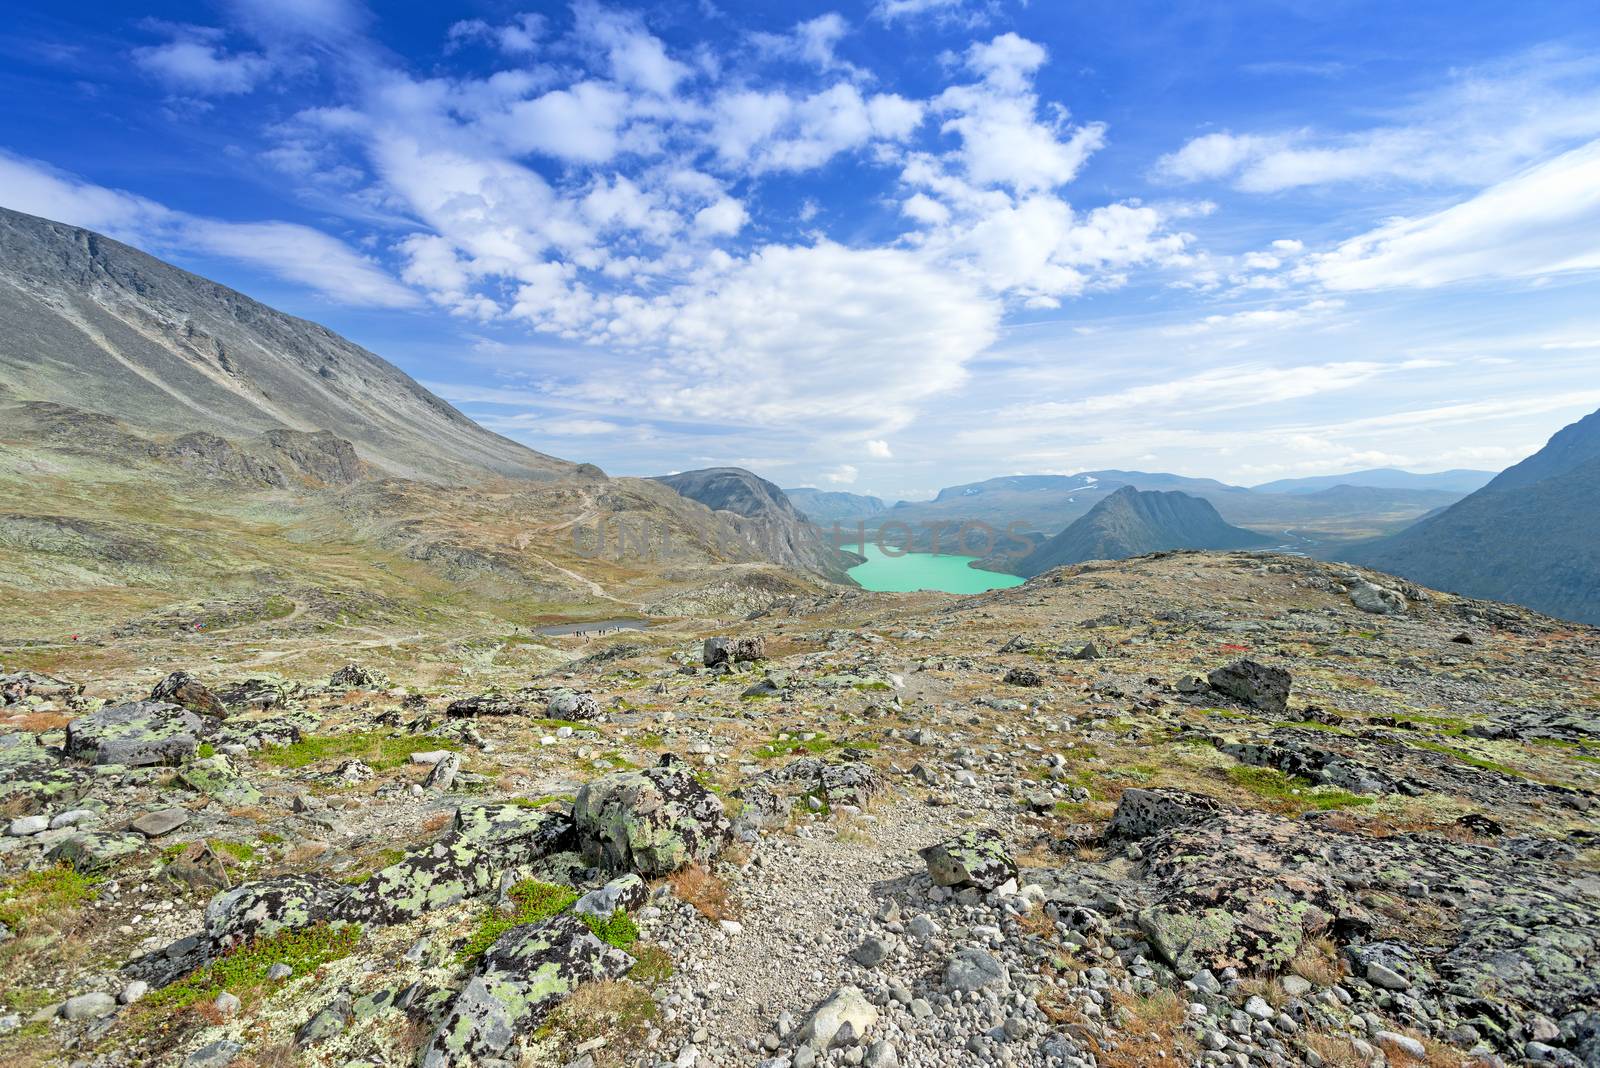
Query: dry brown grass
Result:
<box><xmin>534</xmin><ymin>979</ymin><xmax>659</xmax><ymax>1068</ymax></box>
<box><xmin>668</xmin><ymin>863</ymin><xmax>737</xmax><ymax>921</ymax></box>
<box><xmin>284</xmin><ymin>842</ymin><xmax>328</xmax><ymax>866</ymax></box>
<box><xmin>420</xmin><ymin>812</ymin><xmax>452</xmax><ymax>834</ymax></box>
<box><xmin>0</xmin><ymin>711</ymin><xmax>73</xmax><ymax>732</ymax></box>
<box><xmin>1095</xmin><ymin>989</ymin><xmax>1194</xmax><ymax>1068</ymax></box>
<box><xmin>1308</xmin><ymin>1029</ymin><xmax>1471</xmax><ymax>1068</ymax></box>
<box><xmin>235</xmin><ymin>1044</ymin><xmax>298</xmax><ymax>1068</ymax></box>
<box><xmin>1291</xmin><ymin>935</ymin><xmax>1345</xmax><ymax>987</ymax></box>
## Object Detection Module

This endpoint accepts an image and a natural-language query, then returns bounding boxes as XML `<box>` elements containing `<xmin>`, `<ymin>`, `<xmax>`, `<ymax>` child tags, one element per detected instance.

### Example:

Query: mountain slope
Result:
<box><xmin>1253</xmin><ymin>468</ymin><xmax>1494</xmax><ymax>495</ymax></box>
<box><xmin>784</xmin><ymin>487</ymin><xmax>887</xmax><ymax>525</ymax></box>
<box><xmin>1479</xmin><ymin>407</ymin><xmax>1600</xmax><ymax>492</ymax></box>
<box><xmin>995</xmin><ymin>486</ymin><xmax>1274</xmax><ymax>577</ymax></box>
<box><xmin>1343</xmin><ymin>408</ymin><xmax>1600</xmax><ymax>624</ymax></box>
<box><xmin>0</xmin><ymin>206</ymin><xmax>570</xmax><ymax>484</ymax></box>
<box><xmin>652</xmin><ymin>468</ymin><xmax>855</xmax><ymax>582</ymax></box>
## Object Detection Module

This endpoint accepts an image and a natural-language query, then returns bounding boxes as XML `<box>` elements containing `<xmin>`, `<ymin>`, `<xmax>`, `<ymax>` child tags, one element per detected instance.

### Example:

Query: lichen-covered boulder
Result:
<box><xmin>329</xmin><ymin>663</ymin><xmax>385</xmax><ymax>690</ymax></box>
<box><xmin>444</xmin><ymin>693</ymin><xmax>528</xmax><ymax>717</ymax></box>
<box><xmin>546</xmin><ymin>689</ymin><xmax>600</xmax><ymax>720</ymax></box>
<box><xmin>1104</xmin><ymin>788</ymin><xmax>1227</xmax><ymax>841</ymax></box>
<box><xmin>920</xmin><ymin>829</ymin><xmax>1017</xmax><ymax>892</ymax></box>
<box><xmin>421</xmin><ymin>914</ymin><xmax>632</xmax><ymax>1068</ymax></box>
<box><xmin>204</xmin><ymin>875</ymin><xmax>349</xmax><ymax>952</ymax></box>
<box><xmin>47</xmin><ymin>831</ymin><xmax>144</xmax><ymax>873</ymax></box>
<box><xmin>572</xmin><ymin>873</ymin><xmax>647</xmax><ymax>918</ymax></box>
<box><xmin>702</xmin><ymin>635</ymin><xmax>765</xmax><ymax>667</ymax></box>
<box><xmin>573</xmin><ymin>754</ymin><xmax>732</xmax><ymax>876</ymax></box>
<box><xmin>65</xmin><ymin>701</ymin><xmax>207</xmax><ymax>766</ymax></box>
<box><xmin>150</xmin><ymin>671</ymin><xmax>227</xmax><ymax>718</ymax></box>
<box><xmin>176</xmin><ymin>755</ymin><xmax>262</xmax><ymax>806</ymax></box>
<box><xmin>0</xmin><ymin>732</ymin><xmax>89</xmax><ymax>813</ymax></box>
<box><xmin>336</xmin><ymin>804</ymin><xmax>574</xmax><ymax>925</ymax></box>
<box><xmin>747</xmin><ymin>757</ymin><xmax>883</xmax><ymax>813</ymax></box>
<box><xmin>1349</xmin><ymin>580</ymin><xmax>1406</xmax><ymax>615</ymax></box>
<box><xmin>1002</xmin><ymin>666</ymin><xmax>1042</xmax><ymax>687</ymax></box>
<box><xmin>1207</xmin><ymin>659</ymin><xmax>1291</xmax><ymax>715</ymax></box>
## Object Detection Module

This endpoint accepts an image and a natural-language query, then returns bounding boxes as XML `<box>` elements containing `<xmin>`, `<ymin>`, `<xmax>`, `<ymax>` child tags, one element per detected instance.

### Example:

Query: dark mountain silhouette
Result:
<box><xmin>1343</xmin><ymin>407</ymin><xmax>1600</xmax><ymax>624</ymax></box>
<box><xmin>993</xmin><ymin>486</ymin><xmax>1274</xmax><ymax>578</ymax></box>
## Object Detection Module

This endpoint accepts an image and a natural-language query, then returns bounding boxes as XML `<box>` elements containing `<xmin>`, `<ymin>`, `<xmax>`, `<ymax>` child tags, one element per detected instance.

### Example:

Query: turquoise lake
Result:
<box><xmin>846</xmin><ymin>543</ymin><xmax>1026</xmax><ymax>594</ymax></box>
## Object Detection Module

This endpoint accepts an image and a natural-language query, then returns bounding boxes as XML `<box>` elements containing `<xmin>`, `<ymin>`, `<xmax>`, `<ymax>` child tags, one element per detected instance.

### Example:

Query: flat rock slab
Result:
<box><xmin>132</xmin><ymin>808</ymin><xmax>191</xmax><ymax>838</ymax></box>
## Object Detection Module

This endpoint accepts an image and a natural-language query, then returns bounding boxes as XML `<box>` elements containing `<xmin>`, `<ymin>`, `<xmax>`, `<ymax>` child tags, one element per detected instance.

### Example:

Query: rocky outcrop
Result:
<box><xmin>149</xmin><ymin>671</ymin><xmax>227</xmax><ymax>718</ymax></box>
<box><xmin>920</xmin><ymin>830</ymin><xmax>1017</xmax><ymax>892</ymax></box>
<box><xmin>1206</xmin><ymin>659</ymin><xmax>1291</xmax><ymax>715</ymax></box>
<box><xmin>65</xmin><ymin>701</ymin><xmax>207</xmax><ymax>766</ymax></box>
<box><xmin>421</xmin><ymin>914</ymin><xmax>633</xmax><ymax>1068</ymax></box>
<box><xmin>572</xmin><ymin>755</ymin><xmax>732</xmax><ymax>876</ymax></box>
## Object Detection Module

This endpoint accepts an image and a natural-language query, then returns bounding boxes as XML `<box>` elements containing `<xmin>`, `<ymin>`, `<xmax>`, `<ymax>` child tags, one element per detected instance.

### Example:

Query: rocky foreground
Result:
<box><xmin>0</xmin><ymin>552</ymin><xmax>1596</xmax><ymax>1068</ymax></box>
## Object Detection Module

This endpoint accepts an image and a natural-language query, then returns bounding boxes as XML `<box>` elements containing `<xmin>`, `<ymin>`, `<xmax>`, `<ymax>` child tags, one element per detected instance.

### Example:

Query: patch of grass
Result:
<box><xmin>627</xmin><ymin>943</ymin><xmax>674</xmax><ymax>985</ymax></box>
<box><xmin>144</xmin><ymin>923</ymin><xmax>360</xmax><ymax>1011</ymax></box>
<box><xmin>196</xmin><ymin>743</ymin><xmax>216</xmax><ymax>759</ymax></box>
<box><xmin>506</xmin><ymin>795</ymin><xmax>572</xmax><ymax>809</ymax></box>
<box><xmin>1226</xmin><ymin>765</ymin><xmax>1375</xmax><ymax>812</ymax></box>
<box><xmin>537</xmin><ymin>718</ymin><xmax>596</xmax><ymax>732</ymax></box>
<box><xmin>582</xmin><ymin>911</ymin><xmax>639</xmax><ymax>949</ymax></box>
<box><xmin>1407</xmin><ymin>739</ymin><xmax>1523</xmax><ymax>777</ymax></box>
<box><xmin>852</xmin><ymin>681</ymin><xmax>892</xmax><ymax>692</ymax></box>
<box><xmin>258</xmin><ymin>732</ymin><xmax>461</xmax><ymax>771</ymax></box>
<box><xmin>538</xmin><ymin>980</ymin><xmax>659</xmax><ymax>1068</ymax></box>
<box><xmin>754</xmin><ymin>733</ymin><xmax>841</xmax><ymax>759</ymax></box>
<box><xmin>258</xmin><ymin>831</ymin><xmax>284</xmax><ymax>845</ymax></box>
<box><xmin>214</xmin><ymin>840</ymin><xmax>256</xmax><ymax>863</ymax></box>
<box><xmin>456</xmin><ymin>880</ymin><xmax>579</xmax><ymax>965</ymax></box>
<box><xmin>0</xmin><ymin>865</ymin><xmax>100</xmax><ymax>930</ymax></box>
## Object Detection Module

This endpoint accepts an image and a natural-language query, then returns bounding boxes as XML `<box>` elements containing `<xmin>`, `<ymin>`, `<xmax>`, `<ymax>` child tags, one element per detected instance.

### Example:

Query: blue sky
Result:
<box><xmin>3</xmin><ymin>0</ymin><xmax>1599</xmax><ymax>500</ymax></box>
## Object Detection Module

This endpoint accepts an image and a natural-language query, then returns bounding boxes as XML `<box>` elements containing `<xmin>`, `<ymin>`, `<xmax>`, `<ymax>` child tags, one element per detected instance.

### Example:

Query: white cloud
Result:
<box><xmin>134</xmin><ymin>27</ymin><xmax>271</xmax><ymax>96</ymax></box>
<box><xmin>0</xmin><ymin>151</ymin><xmax>418</xmax><ymax>308</ymax></box>
<box><xmin>825</xmin><ymin>463</ymin><xmax>859</xmax><ymax>484</ymax></box>
<box><xmin>708</xmin><ymin>83</ymin><xmax>924</xmax><ymax>173</ymax></box>
<box><xmin>871</xmin><ymin>0</ymin><xmax>977</xmax><ymax>24</ymax></box>
<box><xmin>1155</xmin><ymin>50</ymin><xmax>1600</xmax><ymax>192</ymax></box>
<box><xmin>573</xmin><ymin>0</ymin><xmax>690</xmax><ymax>97</ymax></box>
<box><xmin>865</xmin><ymin>439</ymin><xmax>893</xmax><ymax>458</ymax></box>
<box><xmin>1303</xmin><ymin>140</ymin><xmax>1600</xmax><ymax>290</ymax></box>
<box><xmin>752</xmin><ymin>13</ymin><xmax>861</xmax><ymax>78</ymax></box>
<box><xmin>693</xmin><ymin>196</ymin><xmax>747</xmax><ymax>236</ymax></box>
<box><xmin>447</xmin><ymin>13</ymin><xmax>544</xmax><ymax>55</ymax></box>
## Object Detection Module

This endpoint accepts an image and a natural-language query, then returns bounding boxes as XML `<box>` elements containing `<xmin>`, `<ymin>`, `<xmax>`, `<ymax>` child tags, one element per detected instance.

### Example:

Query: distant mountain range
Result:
<box><xmin>1342</xmin><ymin>407</ymin><xmax>1600</xmax><ymax>624</ymax></box>
<box><xmin>984</xmin><ymin>486</ymin><xmax>1274</xmax><ymax>577</ymax></box>
<box><xmin>784</xmin><ymin>469</ymin><xmax>1468</xmax><ymax>553</ymax></box>
<box><xmin>1252</xmin><ymin>468</ymin><xmax>1495</xmax><ymax>495</ymax></box>
<box><xmin>781</xmin><ymin>487</ymin><xmax>886</xmax><ymax>525</ymax></box>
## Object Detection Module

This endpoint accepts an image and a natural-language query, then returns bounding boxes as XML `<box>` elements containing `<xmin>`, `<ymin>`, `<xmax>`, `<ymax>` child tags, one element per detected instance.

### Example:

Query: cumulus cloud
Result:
<box><xmin>824</xmin><ymin>463</ymin><xmax>859</xmax><ymax>483</ymax></box>
<box><xmin>866</xmin><ymin>439</ymin><xmax>893</xmax><ymax>458</ymax></box>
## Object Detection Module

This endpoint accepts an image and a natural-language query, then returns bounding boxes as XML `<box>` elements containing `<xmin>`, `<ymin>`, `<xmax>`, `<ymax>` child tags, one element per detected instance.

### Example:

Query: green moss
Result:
<box><xmin>144</xmin><ymin>923</ymin><xmax>361</xmax><ymax>1011</ymax></box>
<box><xmin>852</xmin><ymin>681</ymin><xmax>892</xmax><ymax>692</ymax></box>
<box><xmin>0</xmin><ymin>865</ymin><xmax>100</xmax><ymax>929</ymax></box>
<box><xmin>215</xmin><ymin>840</ymin><xmax>256</xmax><ymax>863</ymax></box>
<box><xmin>258</xmin><ymin>831</ymin><xmax>284</xmax><ymax>845</ymax></box>
<box><xmin>582</xmin><ymin>911</ymin><xmax>639</xmax><ymax>949</ymax></box>
<box><xmin>1226</xmin><ymin>765</ymin><xmax>1374</xmax><ymax>811</ymax></box>
<box><xmin>196</xmin><ymin>742</ymin><xmax>216</xmax><ymax>759</ymax></box>
<box><xmin>506</xmin><ymin>794</ymin><xmax>572</xmax><ymax>809</ymax></box>
<box><xmin>456</xmin><ymin>880</ymin><xmax>579</xmax><ymax>965</ymax></box>
<box><xmin>627</xmin><ymin>944</ymin><xmax>674</xmax><ymax>985</ymax></box>
<box><xmin>259</xmin><ymin>732</ymin><xmax>461</xmax><ymax>771</ymax></box>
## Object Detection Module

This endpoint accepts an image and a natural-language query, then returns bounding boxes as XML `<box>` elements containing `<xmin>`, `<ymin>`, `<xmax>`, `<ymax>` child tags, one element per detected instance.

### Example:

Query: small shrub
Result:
<box><xmin>582</xmin><ymin>911</ymin><xmax>639</xmax><ymax>949</ymax></box>
<box><xmin>627</xmin><ymin>943</ymin><xmax>674</xmax><ymax>985</ymax></box>
<box><xmin>144</xmin><ymin>923</ymin><xmax>360</xmax><ymax>1011</ymax></box>
<box><xmin>456</xmin><ymin>880</ymin><xmax>579</xmax><ymax>964</ymax></box>
<box><xmin>538</xmin><ymin>980</ymin><xmax>658</xmax><ymax>1068</ymax></box>
<box><xmin>0</xmin><ymin>865</ymin><xmax>100</xmax><ymax>930</ymax></box>
<box><xmin>668</xmin><ymin>864</ymin><xmax>736</xmax><ymax>921</ymax></box>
